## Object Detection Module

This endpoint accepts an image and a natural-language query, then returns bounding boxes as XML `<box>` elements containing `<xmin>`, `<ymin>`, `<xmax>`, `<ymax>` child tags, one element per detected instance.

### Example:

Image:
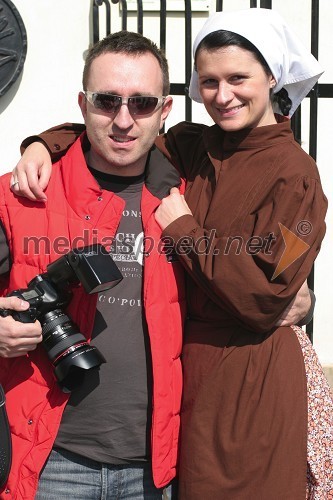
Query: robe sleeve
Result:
<box><xmin>20</xmin><ymin>123</ymin><xmax>85</xmax><ymax>163</ymax></box>
<box><xmin>163</xmin><ymin>176</ymin><xmax>326</xmax><ymax>332</ymax></box>
<box><xmin>158</xmin><ymin>124</ymin><xmax>327</xmax><ymax>333</ymax></box>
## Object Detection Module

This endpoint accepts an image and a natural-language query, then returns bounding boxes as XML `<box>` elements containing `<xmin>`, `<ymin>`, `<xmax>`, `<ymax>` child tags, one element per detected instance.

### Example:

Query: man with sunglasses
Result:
<box><xmin>0</xmin><ymin>31</ymin><xmax>184</xmax><ymax>499</ymax></box>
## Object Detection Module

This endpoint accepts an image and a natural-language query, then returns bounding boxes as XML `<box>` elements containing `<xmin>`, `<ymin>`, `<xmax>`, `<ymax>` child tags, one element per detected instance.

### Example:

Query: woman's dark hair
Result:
<box><xmin>195</xmin><ymin>30</ymin><xmax>292</xmax><ymax>116</ymax></box>
<box><xmin>272</xmin><ymin>88</ymin><xmax>292</xmax><ymax>116</ymax></box>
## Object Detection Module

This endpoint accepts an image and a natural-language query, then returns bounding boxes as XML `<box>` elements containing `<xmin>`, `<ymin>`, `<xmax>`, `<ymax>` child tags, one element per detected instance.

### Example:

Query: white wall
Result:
<box><xmin>0</xmin><ymin>0</ymin><xmax>90</xmax><ymax>167</ymax></box>
<box><xmin>0</xmin><ymin>0</ymin><xmax>332</xmax><ymax>365</ymax></box>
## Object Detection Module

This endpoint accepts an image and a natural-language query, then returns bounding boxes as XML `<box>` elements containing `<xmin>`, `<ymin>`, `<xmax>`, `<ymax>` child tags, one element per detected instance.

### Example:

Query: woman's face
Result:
<box><xmin>196</xmin><ymin>45</ymin><xmax>277</xmax><ymax>131</ymax></box>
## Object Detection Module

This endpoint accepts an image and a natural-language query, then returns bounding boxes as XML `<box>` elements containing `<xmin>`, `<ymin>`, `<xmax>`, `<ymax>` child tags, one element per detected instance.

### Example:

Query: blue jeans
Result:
<box><xmin>35</xmin><ymin>448</ymin><xmax>177</xmax><ymax>499</ymax></box>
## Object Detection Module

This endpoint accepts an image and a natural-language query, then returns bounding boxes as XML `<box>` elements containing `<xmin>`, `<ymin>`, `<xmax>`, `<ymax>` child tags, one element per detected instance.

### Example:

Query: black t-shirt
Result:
<box><xmin>54</xmin><ymin>167</ymin><xmax>152</xmax><ymax>464</ymax></box>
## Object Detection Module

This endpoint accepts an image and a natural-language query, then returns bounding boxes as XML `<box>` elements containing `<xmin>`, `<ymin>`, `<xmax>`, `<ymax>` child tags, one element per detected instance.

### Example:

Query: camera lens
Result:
<box><xmin>41</xmin><ymin>309</ymin><xmax>106</xmax><ymax>392</ymax></box>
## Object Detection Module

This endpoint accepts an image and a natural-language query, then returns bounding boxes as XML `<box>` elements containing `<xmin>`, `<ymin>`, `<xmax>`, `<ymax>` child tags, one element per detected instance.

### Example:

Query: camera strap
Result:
<box><xmin>0</xmin><ymin>384</ymin><xmax>12</xmax><ymax>489</ymax></box>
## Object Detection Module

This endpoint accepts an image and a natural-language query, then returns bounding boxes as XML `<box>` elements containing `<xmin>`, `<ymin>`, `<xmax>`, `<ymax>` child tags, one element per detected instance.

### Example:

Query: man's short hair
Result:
<box><xmin>82</xmin><ymin>31</ymin><xmax>170</xmax><ymax>95</ymax></box>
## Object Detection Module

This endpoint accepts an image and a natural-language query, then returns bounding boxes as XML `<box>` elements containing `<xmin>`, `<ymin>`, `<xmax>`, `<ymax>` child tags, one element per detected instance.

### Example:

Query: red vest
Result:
<box><xmin>0</xmin><ymin>135</ymin><xmax>186</xmax><ymax>499</ymax></box>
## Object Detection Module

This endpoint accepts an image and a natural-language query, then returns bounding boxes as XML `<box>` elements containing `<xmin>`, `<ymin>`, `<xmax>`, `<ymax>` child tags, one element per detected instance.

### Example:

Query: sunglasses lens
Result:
<box><xmin>94</xmin><ymin>94</ymin><xmax>121</xmax><ymax>113</ymax></box>
<box><xmin>89</xmin><ymin>94</ymin><xmax>162</xmax><ymax>115</ymax></box>
<box><xmin>128</xmin><ymin>96</ymin><xmax>159</xmax><ymax>115</ymax></box>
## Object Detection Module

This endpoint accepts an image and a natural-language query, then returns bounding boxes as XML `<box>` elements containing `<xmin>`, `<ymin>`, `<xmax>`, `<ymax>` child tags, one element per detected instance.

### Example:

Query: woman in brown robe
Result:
<box><xmin>154</xmin><ymin>8</ymin><xmax>332</xmax><ymax>500</ymax></box>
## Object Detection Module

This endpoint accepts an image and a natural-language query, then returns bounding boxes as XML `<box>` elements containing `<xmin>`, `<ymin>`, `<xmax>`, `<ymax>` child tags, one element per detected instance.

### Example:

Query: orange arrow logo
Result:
<box><xmin>271</xmin><ymin>223</ymin><xmax>310</xmax><ymax>280</ymax></box>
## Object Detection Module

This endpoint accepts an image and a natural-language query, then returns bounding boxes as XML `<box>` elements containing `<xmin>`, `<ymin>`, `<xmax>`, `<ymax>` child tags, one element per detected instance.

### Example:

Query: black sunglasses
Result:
<box><xmin>85</xmin><ymin>91</ymin><xmax>166</xmax><ymax>116</ymax></box>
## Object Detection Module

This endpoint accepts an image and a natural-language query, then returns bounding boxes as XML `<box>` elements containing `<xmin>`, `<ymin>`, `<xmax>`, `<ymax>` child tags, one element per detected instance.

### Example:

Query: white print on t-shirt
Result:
<box><xmin>133</xmin><ymin>232</ymin><xmax>144</xmax><ymax>266</ymax></box>
<box><xmin>121</xmin><ymin>209</ymin><xmax>141</xmax><ymax>218</ymax></box>
<box><xmin>119</xmin><ymin>266</ymin><xmax>142</xmax><ymax>279</ymax></box>
<box><xmin>111</xmin><ymin>231</ymin><xmax>144</xmax><ymax>267</ymax></box>
<box><xmin>98</xmin><ymin>295</ymin><xmax>142</xmax><ymax>307</ymax></box>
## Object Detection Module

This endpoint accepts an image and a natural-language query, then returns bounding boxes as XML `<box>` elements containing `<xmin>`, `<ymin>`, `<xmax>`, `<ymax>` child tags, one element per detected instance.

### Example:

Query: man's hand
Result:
<box><xmin>155</xmin><ymin>187</ymin><xmax>192</xmax><ymax>230</ymax></box>
<box><xmin>0</xmin><ymin>297</ymin><xmax>43</xmax><ymax>357</ymax></box>
<box><xmin>275</xmin><ymin>280</ymin><xmax>312</xmax><ymax>327</ymax></box>
<box><xmin>10</xmin><ymin>142</ymin><xmax>52</xmax><ymax>202</ymax></box>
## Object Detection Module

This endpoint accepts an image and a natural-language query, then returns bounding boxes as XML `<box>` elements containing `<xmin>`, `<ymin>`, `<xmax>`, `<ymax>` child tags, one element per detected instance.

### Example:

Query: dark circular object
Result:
<box><xmin>0</xmin><ymin>0</ymin><xmax>27</xmax><ymax>97</ymax></box>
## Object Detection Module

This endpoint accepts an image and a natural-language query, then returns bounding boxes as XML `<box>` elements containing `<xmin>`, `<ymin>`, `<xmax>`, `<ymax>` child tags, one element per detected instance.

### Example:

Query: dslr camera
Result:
<box><xmin>1</xmin><ymin>244</ymin><xmax>122</xmax><ymax>392</ymax></box>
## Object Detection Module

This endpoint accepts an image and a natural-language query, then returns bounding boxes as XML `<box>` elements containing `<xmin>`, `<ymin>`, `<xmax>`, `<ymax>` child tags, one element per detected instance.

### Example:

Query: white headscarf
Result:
<box><xmin>189</xmin><ymin>8</ymin><xmax>323</xmax><ymax>116</ymax></box>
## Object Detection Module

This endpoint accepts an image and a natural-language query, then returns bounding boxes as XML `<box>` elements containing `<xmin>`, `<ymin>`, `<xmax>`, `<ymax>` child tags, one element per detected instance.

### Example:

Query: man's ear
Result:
<box><xmin>78</xmin><ymin>91</ymin><xmax>87</xmax><ymax>119</ymax></box>
<box><xmin>159</xmin><ymin>96</ymin><xmax>173</xmax><ymax>130</ymax></box>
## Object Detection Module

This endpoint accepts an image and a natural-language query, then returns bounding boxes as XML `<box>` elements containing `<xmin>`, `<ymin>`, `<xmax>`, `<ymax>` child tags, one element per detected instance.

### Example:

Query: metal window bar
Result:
<box><xmin>136</xmin><ymin>0</ymin><xmax>143</xmax><ymax>33</ymax></box>
<box><xmin>216</xmin><ymin>1</ymin><xmax>223</xmax><ymax>14</ymax></box>
<box><xmin>306</xmin><ymin>0</ymin><xmax>320</xmax><ymax>341</ymax></box>
<box><xmin>92</xmin><ymin>0</ymin><xmax>332</xmax><ymax>340</ymax></box>
<box><xmin>184</xmin><ymin>0</ymin><xmax>192</xmax><ymax>121</ymax></box>
<box><xmin>160</xmin><ymin>0</ymin><xmax>166</xmax><ymax>51</ymax></box>
<box><xmin>119</xmin><ymin>0</ymin><xmax>128</xmax><ymax>30</ymax></box>
<box><xmin>93</xmin><ymin>0</ymin><xmax>111</xmax><ymax>44</ymax></box>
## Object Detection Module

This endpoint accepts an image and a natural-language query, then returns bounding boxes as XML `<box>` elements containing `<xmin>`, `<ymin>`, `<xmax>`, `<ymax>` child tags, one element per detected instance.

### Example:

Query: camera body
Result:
<box><xmin>2</xmin><ymin>244</ymin><xmax>122</xmax><ymax>392</ymax></box>
<box><xmin>8</xmin><ymin>274</ymin><xmax>70</xmax><ymax>323</ymax></box>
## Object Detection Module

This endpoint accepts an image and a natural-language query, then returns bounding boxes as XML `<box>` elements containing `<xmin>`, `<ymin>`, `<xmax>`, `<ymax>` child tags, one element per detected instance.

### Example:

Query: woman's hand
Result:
<box><xmin>275</xmin><ymin>280</ymin><xmax>312</xmax><ymax>326</ymax></box>
<box><xmin>155</xmin><ymin>187</ymin><xmax>192</xmax><ymax>230</ymax></box>
<box><xmin>10</xmin><ymin>142</ymin><xmax>52</xmax><ymax>202</ymax></box>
